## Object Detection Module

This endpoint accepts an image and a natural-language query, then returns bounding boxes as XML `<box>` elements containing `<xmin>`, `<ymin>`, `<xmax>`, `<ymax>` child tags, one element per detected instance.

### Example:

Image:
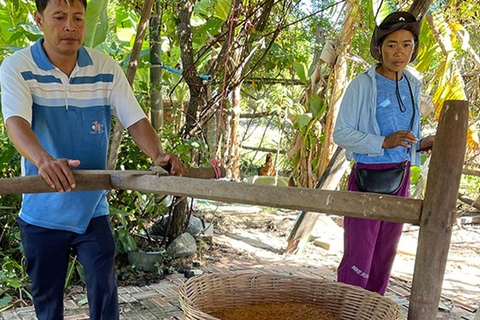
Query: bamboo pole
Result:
<box><xmin>150</xmin><ymin>0</ymin><xmax>164</xmax><ymax>130</ymax></box>
<box><xmin>408</xmin><ymin>100</ymin><xmax>469</xmax><ymax>320</ymax></box>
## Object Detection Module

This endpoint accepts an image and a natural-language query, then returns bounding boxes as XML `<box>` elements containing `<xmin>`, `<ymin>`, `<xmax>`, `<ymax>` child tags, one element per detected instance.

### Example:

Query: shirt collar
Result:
<box><xmin>366</xmin><ymin>63</ymin><xmax>422</xmax><ymax>87</ymax></box>
<box><xmin>31</xmin><ymin>37</ymin><xmax>93</xmax><ymax>71</ymax></box>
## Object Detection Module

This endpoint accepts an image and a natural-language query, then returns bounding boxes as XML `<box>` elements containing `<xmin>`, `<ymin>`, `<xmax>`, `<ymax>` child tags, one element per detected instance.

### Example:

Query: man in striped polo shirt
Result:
<box><xmin>0</xmin><ymin>0</ymin><xmax>184</xmax><ymax>318</ymax></box>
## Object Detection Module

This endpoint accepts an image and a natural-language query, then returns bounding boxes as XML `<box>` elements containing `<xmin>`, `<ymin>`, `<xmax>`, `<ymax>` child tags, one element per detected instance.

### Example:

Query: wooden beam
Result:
<box><xmin>0</xmin><ymin>171</ymin><xmax>115</xmax><ymax>194</ymax></box>
<box><xmin>0</xmin><ymin>167</ymin><xmax>225</xmax><ymax>195</ymax></box>
<box><xmin>110</xmin><ymin>174</ymin><xmax>422</xmax><ymax>224</ymax></box>
<box><xmin>408</xmin><ymin>100</ymin><xmax>469</xmax><ymax>320</ymax></box>
<box><xmin>0</xmin><ymin>166</ymin><xmax>420</xmax><ymax>223</ymax></box>
<box><xmin>463</xmin><ymin>168</ymin><xmax>480</xmax><ymax>177</ymax></box>
<box><xmin>458</xmin><ymin>193</ymin><xmax>480</xmax><ymax>211</ymax></box>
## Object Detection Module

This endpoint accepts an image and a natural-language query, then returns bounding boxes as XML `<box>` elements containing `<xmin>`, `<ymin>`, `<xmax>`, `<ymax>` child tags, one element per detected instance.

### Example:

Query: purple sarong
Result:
<box><xmin>337</xmin><ymin>161</ymin><xmax>411</xmax><ymax>295</ymax></box>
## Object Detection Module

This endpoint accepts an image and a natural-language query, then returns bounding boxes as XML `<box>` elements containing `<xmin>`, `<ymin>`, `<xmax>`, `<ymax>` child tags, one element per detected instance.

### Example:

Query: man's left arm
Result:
<box><xmin>127</xmin><ymin>118</ymin><xmax>185</xmax><ymax>176</ymax></box>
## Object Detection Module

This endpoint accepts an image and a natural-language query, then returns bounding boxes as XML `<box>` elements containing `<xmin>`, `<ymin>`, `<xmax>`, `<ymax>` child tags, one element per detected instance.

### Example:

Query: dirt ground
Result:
<box><xmin>196</xmin><ymin>200</ymin><xmax>480</xmax><ymax>320</ymax></box>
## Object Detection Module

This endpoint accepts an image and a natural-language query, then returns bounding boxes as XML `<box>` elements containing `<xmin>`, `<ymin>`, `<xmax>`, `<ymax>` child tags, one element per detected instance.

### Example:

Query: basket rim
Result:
<box><xmin>178</xmin><ymin>273</ymin><xmax>402</xmax><ymax>320</ymax></box>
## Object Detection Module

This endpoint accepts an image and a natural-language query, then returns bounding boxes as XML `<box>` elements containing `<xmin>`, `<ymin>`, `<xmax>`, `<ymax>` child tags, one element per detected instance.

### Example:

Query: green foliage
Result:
<box><xmin>64</xmin><ymin>256</ymin><xmax>85</xmax><ymax>289</ymax></box>
<box><xmin>0</xmin><ymin>255</ymin><xmax>32</xmax><ymax>311</ymax></box>
<box><xmin>293</xmin><ymin>61</ymin><xmax>308</xmax><ymax>84</ymax></box>
<box><xmin>84</xmin><ymin>0</ymin><xmax>109</xmax><ymax>48</ymax></box>
<box><xmin>0</xmin><ymin>118</ymin><xmax>25</xmax><ymax>310</ymax></box>
<box><xmin>0</xmin><ymin>0</ymin><xmax>37</xmax><ymax>52</ymax></box>
<box><xmin>459</xmin><ymin>170</ymin><xmax>480</xmax><ymax>200</ymax></box>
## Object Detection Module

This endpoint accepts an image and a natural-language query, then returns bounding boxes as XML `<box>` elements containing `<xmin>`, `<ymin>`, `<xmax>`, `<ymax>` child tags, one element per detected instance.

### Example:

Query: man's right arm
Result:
<box><xmin>6</xmin><ymin>116</ymin><xmax>80</xmax><ymax>192</ymax></box>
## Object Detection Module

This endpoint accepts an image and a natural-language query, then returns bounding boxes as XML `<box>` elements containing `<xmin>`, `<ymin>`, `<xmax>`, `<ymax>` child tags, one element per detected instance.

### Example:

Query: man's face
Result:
<box><xmin>379</xmin><ymin>29</ymin><xmax>415</xmax><ymax>73</ymax></box>
<box><xmin>34</xmin><ymin>0</ymin><xmax>85</xmax><ymax>58</ymax></box>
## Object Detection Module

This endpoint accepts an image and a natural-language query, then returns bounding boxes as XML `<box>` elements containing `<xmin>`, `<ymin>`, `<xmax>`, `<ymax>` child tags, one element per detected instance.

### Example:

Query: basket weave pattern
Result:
<box><xmin>179</xmin><ymin>273</ymin><xmax>401</xmax><ymax>320</ymax></box>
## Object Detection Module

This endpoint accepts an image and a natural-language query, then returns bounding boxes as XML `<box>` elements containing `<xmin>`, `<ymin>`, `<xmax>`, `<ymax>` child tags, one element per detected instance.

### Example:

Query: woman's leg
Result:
<box><xmin>337</xmin><ymin>168</ymin><xmax>381</xmax><ymax>289</ymax></box>
<box><xmin>366</xmin><ymin>164</ymin><xmax>410</xmax><ymax>295</ymax></box>
<box><xmin>337</xmin><ymin>216</ymin><xmax>381</xmax><ymax>289</ymax></box>
<box><xmin>365</xmin><ymin>221</ymin><xmax>403</xmax><ymax>295</ymax></box>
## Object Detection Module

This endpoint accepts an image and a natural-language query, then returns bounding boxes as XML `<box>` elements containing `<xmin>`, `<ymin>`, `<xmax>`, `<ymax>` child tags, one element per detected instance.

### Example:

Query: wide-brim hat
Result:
<box><xmin>370</xmin><ymin>11</ymin><xmax>422</xmax><ymax>62</ymax></box>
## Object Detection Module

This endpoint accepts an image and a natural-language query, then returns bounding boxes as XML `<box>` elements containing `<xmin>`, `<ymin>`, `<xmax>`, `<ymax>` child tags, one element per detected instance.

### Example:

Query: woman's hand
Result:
<box><xmin>417</xmin><ymin>135</ymin><xmax>435</xmax><ymax>154</ymax></box>
<box><xmin>382</xmin><ymin>130</ymin><xmax>418</xmax><ymax>149</ymax></box>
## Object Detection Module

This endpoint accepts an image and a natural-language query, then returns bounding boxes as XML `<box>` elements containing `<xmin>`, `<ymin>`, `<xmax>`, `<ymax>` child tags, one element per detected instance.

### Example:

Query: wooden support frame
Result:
<box><xmin>0</xmin><ymin>101</ymin><xmax>469</xmax><ymax>319</ymax></box>
<box><xmin>0</xmin><ymin>170</ymin><xmax>422</xmax><ymax>224</ymax></box>
<box><xmin>110</xmin><ymin>175</ymin><xmax>422</xmax><ymax>223</ymax></box>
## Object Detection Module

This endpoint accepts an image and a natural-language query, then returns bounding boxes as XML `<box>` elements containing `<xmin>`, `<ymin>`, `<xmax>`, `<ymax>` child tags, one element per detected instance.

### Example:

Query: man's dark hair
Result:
<box><xmin>36</xmin><ymin>0</ymin><xmax>87</xmax><ymax>14</ymax></box>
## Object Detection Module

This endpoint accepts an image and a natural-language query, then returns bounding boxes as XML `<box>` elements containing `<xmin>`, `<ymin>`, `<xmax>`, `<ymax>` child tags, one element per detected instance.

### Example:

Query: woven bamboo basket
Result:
<box><xmin>179</xmin><ymin>273</ymin><xmax>401</xmax><ymax>320</ymax></box>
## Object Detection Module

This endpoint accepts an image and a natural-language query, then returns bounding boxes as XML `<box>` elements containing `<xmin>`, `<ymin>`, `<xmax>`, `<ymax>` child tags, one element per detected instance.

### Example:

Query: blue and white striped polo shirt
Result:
<box><xmin>0</xmin><ymin>38</ymin><xmax>146</xmax><ymax>233</ymax></box>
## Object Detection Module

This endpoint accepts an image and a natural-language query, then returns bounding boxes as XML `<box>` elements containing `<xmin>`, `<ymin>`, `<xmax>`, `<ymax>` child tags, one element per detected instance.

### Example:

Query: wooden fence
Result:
<box><xmin>0</xmin><ymin>100</ymin><xmax>469</xmax><ymax>320</ymax></box>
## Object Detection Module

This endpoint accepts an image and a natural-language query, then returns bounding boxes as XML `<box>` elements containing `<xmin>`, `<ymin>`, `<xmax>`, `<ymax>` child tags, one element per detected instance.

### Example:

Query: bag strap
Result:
<box><xmin>404</xmin><ymin>74</ymin><xmax>416</xmax><ymax>161</ymax></box>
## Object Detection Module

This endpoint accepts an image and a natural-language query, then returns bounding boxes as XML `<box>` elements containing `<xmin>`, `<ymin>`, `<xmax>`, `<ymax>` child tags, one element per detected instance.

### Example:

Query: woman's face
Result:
<box><xmin>378</xmin><ymin>29</ymin><xmax>415</xmax><ymax>75</ymax></box>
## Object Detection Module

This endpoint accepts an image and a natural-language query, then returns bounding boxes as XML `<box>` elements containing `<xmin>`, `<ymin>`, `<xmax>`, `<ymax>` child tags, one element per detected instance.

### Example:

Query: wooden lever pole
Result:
<box><xmin>0</xmin><ymin>166</ymin><xmax>421</xmax><ymax>224</ymax></box>
<box><xmin>0</xmin><ymin>167</ymin><xmax>225</xmax><ymax>195</ymax></box>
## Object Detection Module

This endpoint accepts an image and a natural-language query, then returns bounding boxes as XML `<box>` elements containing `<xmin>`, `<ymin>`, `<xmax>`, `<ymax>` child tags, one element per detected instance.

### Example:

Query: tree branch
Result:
<box><xmin>107</xmin><ymin>0</ymin><xmax>156</xmax><ymax>170</ymax></box>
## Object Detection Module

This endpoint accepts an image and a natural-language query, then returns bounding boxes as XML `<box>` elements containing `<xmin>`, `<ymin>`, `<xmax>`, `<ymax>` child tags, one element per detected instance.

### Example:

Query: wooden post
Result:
<box><xmin>408</xmin><ymin>100</ymin><xmax>469</xmax><ymax>320</ymax></box>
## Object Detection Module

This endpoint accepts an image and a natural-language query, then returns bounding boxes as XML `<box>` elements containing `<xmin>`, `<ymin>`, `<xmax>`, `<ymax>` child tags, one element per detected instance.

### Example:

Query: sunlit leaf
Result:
<box><xmin>410</xmin><ymin>166</ymin><xmax>421</xmax><ymax>184</ymax></box>
<box><xmin>5</xmin><ymin>278</ymin><xmax>21</xmax><ymax>288</ymax></box>
<box><xmin>295</xmin><ymin>114</ymin><xmax>312</xmax><ymax>129</ymax></box>
<box><xmin>84</xmin><ymin>0</ymin><xmax>108</xmax><ymax>48</ymax></box>
<box><xmin>293</xmin><ymin>61</ymin><xmax>307</xmax><ymax>84</ymax></box>
<box><xmin>309</xmin><ymin>94</ymin><xmax>323</xmax><ymax>117</ymax></box>
<box><xmin>213</xmin><ymin>0</ymin><xmax>230</xmax><ymax>20</ymax></box>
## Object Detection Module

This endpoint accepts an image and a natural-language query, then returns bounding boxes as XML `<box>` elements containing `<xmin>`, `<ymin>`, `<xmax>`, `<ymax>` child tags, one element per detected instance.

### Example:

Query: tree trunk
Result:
<box><xmin>223</xmin><ymin>3</ymin><xmax>264</xmax><ymax>179</ymax></box>
<box><xmin>312</xmin><ymin>28</ymin><xmax>325</xmax><ymax>67</ymax></box>
<box><xmin>107</xmin><ymin>0</ymin><xmax>156</xmax><ymax>170</ymax></box>
<box><xmin>226</xmin><ymin>86</ymin><xmax>241</xmax><ymax>178</ymax></box>
<box><xmin>168</xmin><ymin>198</ymin><xmax>188</xmax><ymax>245</ymax></box>
<box><xmin>205</xmin><ymin>85</ymin><xmax>218</xmax><ymax>152</ymax></box>
<box><xmin>150</xmin><ymin>0</ymin><xmax>163</xmax><ymax>130</ymax></box>
<box><xmin>317</xmin><ymin>0</ymin><xmax>359</xmax><ymax>177</ymax></box>
<box><xmin>409</xmin><ymin>0</ymin><xmax>434</xmax><ymax>19</ymax></box>
<box><xmin>177</xmin><ymin>0</ymin><xmax>204</xmax><ymax>136</ymax></box>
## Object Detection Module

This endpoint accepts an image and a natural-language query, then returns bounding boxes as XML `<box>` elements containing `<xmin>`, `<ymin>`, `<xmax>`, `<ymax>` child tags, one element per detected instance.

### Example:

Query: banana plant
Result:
<box><xmin>419</xmin><ymin>11</ymin><xmax>479</xmax><ymax>156</ymax></box>
<box><xmin>84</xmin><ymin>0</ymin><xmax>109</xmax><ymax>48</ymax></box>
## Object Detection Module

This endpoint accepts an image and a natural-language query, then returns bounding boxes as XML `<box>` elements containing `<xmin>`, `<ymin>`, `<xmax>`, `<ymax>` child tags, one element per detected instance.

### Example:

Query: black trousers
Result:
<box><xmin>18</xmin><ymin>215</ymin><xmax>118</xmax><ymax>320</ymax></box>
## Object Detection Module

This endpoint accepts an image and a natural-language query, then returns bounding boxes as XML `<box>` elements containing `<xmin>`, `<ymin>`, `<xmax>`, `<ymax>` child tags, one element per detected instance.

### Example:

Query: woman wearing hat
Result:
<box><xmin>333</xmin><ymin>11</ymin><xmax>434</xmax><ymax>295</ymax></box>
